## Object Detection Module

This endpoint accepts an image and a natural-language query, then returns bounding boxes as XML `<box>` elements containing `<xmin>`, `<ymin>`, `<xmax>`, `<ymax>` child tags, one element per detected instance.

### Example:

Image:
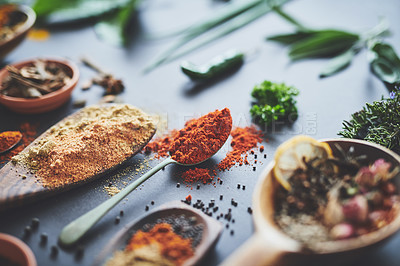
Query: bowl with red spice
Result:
<box><xmin>0</xmin><ymin>4</ymin><xmax>36</xmax><ymax>60</ymax></box>
<box><xmin>94</xmin><ymin>201</ymin><xmax>222</xmax><ymax>266</ymax></box>
<box><xmin>0</xmin><ymin>233</ymin><xmax>37</xmax><ymax>266</ymax></box>
<box><xmin>221</xmin><ymin>138</ymin><xmax>400</xmax><ymax>266</ymax></box>
<box><xmin>0</xmin><ymin>57</ymin><xmax>79</xmax><ymax>114</ymax></box>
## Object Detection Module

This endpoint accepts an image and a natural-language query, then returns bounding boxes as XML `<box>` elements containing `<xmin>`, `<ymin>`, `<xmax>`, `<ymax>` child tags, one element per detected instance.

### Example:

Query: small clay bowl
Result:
<box><xmin>0</xmin><ymin>58</ymin><xmax>79</xmax><ymax>114</ymax></box>
<box><xmin>0</xmin><ymin>233</ymin><xmax>37</xmax><ymax>266</ymax></box>
<box><xmin>0</xmin><ymin>4</ymin><xmax>36</xmax><ymax>60</ymax></box>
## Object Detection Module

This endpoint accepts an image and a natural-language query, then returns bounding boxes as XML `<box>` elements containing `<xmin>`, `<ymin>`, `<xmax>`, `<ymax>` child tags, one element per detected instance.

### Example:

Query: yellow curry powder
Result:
<box><xmin>12</xmin><ymin>104</ymin><xmax>155</xmax><ymax>187</ymax></box>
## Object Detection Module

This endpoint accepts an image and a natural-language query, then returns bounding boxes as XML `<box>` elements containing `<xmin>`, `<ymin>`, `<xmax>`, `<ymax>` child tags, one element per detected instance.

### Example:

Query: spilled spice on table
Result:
<box><xmin>12</xmin><ymin>104</ymin><xmax>155</xmax><ymax>187</ymax></box>
<box><xmin>145</xmin><ymin>120</ymin><xmax>264</xmax><ymax>184</ymax></box>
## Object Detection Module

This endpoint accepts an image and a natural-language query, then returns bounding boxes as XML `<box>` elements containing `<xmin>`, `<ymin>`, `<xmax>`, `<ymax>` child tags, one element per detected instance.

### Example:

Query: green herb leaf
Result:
<box><xmin>250</xmin><ymin>81</ymin><xmax>299</xmax><ymax>126</ymax></box>
<box><xmin>288</xmin><ymin>30</ymin><xmax>359</xmax><ymax>60</ymax></box>
<box><xmin>267</xmin><ymin>31</ymin><xmax>314</xmax><ymax>45</ymax></box>
<box><xmin>143</xmin><ymin>0</ymin><xmax>290</xmax><ymax>73</ymax></box>
<box><xmin>319</xmin><ymin>48</ymin><xmax>356</xmax><ymax>78</ymax></box>
<box><xmin>368</xmin><ymin>41</ymin><xmax>400</xmax><ymax>86</ymax></box>
<box><xmin>94</xmin><ymin>0</ymin><xmax>138</xmax><ymax>46</ymax></box>
<box><xmin>32</xmin><ymin>0</ymin><xmax>131</xmax><ymax>24</ymax></box>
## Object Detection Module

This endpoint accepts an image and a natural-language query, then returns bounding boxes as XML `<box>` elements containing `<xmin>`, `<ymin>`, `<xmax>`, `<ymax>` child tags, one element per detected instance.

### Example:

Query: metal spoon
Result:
<box><xmin>0</xmin><ymin>131</ymin><xmax>22</xmax><ymax>154</ymax></box>
<box><xmin>59</xmin><ymin>122</ymin><xmax>232</xmax><ymax>246</ymax></box>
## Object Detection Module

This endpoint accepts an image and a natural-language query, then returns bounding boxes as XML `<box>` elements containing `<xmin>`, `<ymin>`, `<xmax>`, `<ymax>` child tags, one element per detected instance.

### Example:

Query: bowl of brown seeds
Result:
<box><xmin>0</xmin><ymin>4</ymin><xmax>36</xmax><ymax>60</ymax></box>
<box><xmin>0</xmin><ymin>57</ymin><xmax>79</xmax><ymax>114</ymax></box>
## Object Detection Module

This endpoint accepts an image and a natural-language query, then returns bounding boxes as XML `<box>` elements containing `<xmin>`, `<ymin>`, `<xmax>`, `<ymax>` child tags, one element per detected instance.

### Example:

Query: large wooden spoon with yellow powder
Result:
<box><xmin>0</xmin><ymin>104</ymin><xmax>156</xmax><ymax>211</ymax></box>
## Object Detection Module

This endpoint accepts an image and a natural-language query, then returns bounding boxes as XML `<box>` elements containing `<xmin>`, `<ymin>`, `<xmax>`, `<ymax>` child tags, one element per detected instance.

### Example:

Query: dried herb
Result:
<box><xmin>81</xmin><ymin>57</ymin><xmax>124</xmax><ymax>95</ymax></box>
<box><xmin>0</xmin><ymin>60</ymin><xmax>72</xmax><ymax>98</ymax></box>
<box><xmin>339</xmin><ymin>89</ymin><xmax>400</xmax><ymax>154</ymax></box>
<box><xmin>266</xmin><ymin>4</ymin><xmax>400</xmax><ymax>89</ymax></box>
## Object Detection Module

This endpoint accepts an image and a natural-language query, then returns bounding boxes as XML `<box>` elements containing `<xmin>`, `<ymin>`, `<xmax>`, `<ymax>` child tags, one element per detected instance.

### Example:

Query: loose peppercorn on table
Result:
<box><xmin>1</xmin><ymin>0</ymin><xmax>400</xmax><ymax>266</ymax></box>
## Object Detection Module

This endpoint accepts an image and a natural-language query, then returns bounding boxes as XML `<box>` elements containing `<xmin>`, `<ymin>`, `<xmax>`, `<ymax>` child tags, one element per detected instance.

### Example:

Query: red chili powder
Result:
<box><xmin>169</xmin><ymin>108</ymin><xmax>232</xmax><ymax>165</ymax></box>
<box><xmin>217</xmin><ymin>126</ymin><xmax>263</xmax><ymax>171</ymax></box>
<box><xmin>145</xmin><ymin>108</ymin><xmax>232</xmax><ymax>165</ymax></box>
<box><xmin>182</xmin><ymin>168</ymin><xmax>213</xmax><ymax>184</ymax></box>
<box><xmin>0</xmin><ymin>123</ymin><xmax>37</xmax><ymax>164</ymax></box>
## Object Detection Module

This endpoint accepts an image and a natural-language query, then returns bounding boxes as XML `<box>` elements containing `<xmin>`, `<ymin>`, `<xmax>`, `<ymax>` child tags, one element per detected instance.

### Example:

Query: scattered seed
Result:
<box><xmin>176</xmin><ymin>183</ymin><xmax>181</xmax><ymax>188</ymax></box>
<box><xmin>255</xmin><ymin>154</ymin><xmax>257</xmax><ymax>159</ymax></box>
<box><xmin>237</xmin><ymin>184</ymin><xmax>241</xmax><ymax>189</ymax></box>
<box><xmin>242</xmin><ymin>185</ymin><xmax>246</xmax><ymax>190</ymax></box>
<box><xmin>51</xmin><ymin>245</ymin><xmax>58</xmax><ymax>257</ymax></box>
<box><xmin>40</xmin><ymin>233</ymin><xmax>48</xmax><ymax>244</ymax></box>
<box><xmin>120</xmin><ymin>210</ymin><xmax>124</xmax><ymax>216</ymax></box>
<box><xmin>75</xmin><ymin>246</ymin><xmax>84</xmax><ymax>260</ymax></box>
<box><xmin>226</xmin><ymin>224</ymin><xmax>229</xmax><ymax>229</ymax></box>
<box><xmin>24</xmin><ymin>226</ymin><xmax>32</xmax><ymax>235</ymax></box>
<box><xmin>145</xmin><ymin>206</ymin><xmax>149</xmax><ymax>211</ymax></box>
<box><xmin>151</xmin><ymin>201</ymin><xmax>155</xmax><ymax>205</ymax></box>
<box><xmin>220</xmin><ymin>195</ymin><xmax>223</xmax><ymax>200</ymax></box>
<box><xmin>247</xmin><ymin>207</ymin><xmax>253</xmax><ymax>214</ymax></box>
<box><xmin>31</xmin><ymin>217</ymin><xmax>40</xmax><ymax>229</ymax></box>
<box><xmin>115</xmin><ymin>216</ymin><xmax>121</xmax><ymax>224</ymax></box>
<box><xmin>253</xmin><ymin>167</ymin><xmax>256</xmax><ymax>171</ymax></box>
<box><xmin>197</xmin><ymin>184</ymin><xmax>200</xmax><ymax>190</ymax></box>
<box><xmin>264</xmin><ymin>154</ymin><xmax>267</xmax><ymax>159</ymax></box>
<box><xmin>260</xmin><ymin>146</ymin><xmax>264</xmax><ymax>152</ymax></box>
<box><xmin>230</xmin><ymin>230</ymin><xmax>234</xmax><ymax>235</ymax></box>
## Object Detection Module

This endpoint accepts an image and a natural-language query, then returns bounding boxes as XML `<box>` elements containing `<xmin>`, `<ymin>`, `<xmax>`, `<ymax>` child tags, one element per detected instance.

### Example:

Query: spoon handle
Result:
<box><xmin>58</xmin><ymin>157</ymin><xmax>176</xmax><ymax>246</ymax></box>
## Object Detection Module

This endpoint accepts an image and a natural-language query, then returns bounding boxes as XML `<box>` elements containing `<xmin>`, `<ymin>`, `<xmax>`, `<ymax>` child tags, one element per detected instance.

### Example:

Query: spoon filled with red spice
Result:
<box><xmin>0</xmin><ymin>131</ymin><xmax>22</xmax><ymax>154</ymax></box>
<box><xmin>59</xmin><ymin>108</ymin><xmax>232</xmax><ymax>246</ymax></box>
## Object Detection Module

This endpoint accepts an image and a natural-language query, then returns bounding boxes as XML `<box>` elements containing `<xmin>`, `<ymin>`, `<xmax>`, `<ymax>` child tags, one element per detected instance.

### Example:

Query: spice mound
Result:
<box><xmin>106</xmin><ymin>214</ymin><xmax>203</xmax><ymax>266</ymax></box>
<box><xmin>1</xmin><ymin>59</ymin><xmax>72</xmax><ymax>98</ymax></box>
<box><xmin>12</xmin><ymin>104</ymin><xmax>156</xmax><ymax>187</ymax></box>
<box><xmin>274</xmin><ymin>137</ymin><xmax>400</xmax><ymax>250</ymax></box>
<box><xmin>169</xmin><ymin>108</ymin><xmax>232</xmax><ymax>165</ymax></box>
<box><xmin>0</xmin><ymin>5</ymin><xmax>27</xmax><ymax>44</ymax></box>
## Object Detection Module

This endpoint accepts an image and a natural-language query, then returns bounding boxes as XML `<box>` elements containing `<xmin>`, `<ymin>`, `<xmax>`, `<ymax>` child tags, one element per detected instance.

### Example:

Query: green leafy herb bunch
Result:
<box><xmin>266</xmin><ymin>3</ymin><xmax>400</xmax><ymax>91</ymax></box>
<box><xmin>250</xmin><ymin>80</ymin><xmax>299</xmax><ymax>127</ymax></box>
<box><xmin>339</xmin><ymin>87</ymin><xmax>400</xmax><ymax>154</ymax></box>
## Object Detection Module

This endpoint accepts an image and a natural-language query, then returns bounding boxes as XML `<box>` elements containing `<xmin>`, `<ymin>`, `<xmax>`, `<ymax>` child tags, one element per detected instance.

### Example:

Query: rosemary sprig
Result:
<box><xmin>339</xmin><ymin>89</ymin><xmax>400</xmax><ymax>154</ymax></box>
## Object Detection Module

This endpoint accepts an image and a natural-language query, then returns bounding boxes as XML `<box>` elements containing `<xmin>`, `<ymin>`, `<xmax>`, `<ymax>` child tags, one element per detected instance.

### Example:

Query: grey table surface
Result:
<box><xmin>1</xmin><ymin>0</ymin><xmax>400</xmax><ymax>265</ymax></box>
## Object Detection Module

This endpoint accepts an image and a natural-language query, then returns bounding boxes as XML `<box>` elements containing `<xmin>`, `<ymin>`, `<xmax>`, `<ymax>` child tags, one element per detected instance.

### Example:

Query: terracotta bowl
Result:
<box><xmin>0</xmin><ymin>233</ymin><xmax>37</xmax><ymax>266</ymax></box>
<box><xmin>0</xmin><ymin>58</ymin><xmax>79</xmax><ymax>114</ymax></box>
<box><xmin>0</xmin><ymin>4</ymin><xmax>36</xmax><ymax>60</ymax></box>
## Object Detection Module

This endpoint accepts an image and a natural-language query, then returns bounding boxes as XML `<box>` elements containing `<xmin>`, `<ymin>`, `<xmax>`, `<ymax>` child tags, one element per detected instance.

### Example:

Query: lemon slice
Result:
<box><xmin>273</xmin><ymin>135</ymin><xmax>333</xmax><ymax>191</ymax></box>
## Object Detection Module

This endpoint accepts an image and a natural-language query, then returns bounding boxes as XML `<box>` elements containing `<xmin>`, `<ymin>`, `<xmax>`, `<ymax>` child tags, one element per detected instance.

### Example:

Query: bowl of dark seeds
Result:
<box><xmin>0</xmin><ymin>4</ymin><xmax>36</xmax><ymax>60</ymax></box>
<box><xmin>0</xmin><ymin>57</ymin><xmax>79</xmax><ymax>114</ymax></box>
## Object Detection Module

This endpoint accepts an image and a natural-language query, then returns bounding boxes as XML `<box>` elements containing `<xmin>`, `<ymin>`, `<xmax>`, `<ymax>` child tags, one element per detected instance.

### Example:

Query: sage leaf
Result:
<box><xmin>32</xmin><ymin>0</ymin><xmax>131</xmax><ymax>24</ymax></box>
<box><xmin>289</xmin><ymin>30</ymin><xmax>359</xmax><ymax>60</ymax></box>
<box><xmin>320</xmin><ymin>48</ymin><xmax>356</xmax><ymax>78</ymax></box>
<box><xmin>94</xmin><ymin>0</ymin><xmax>138</xmax><ymax>46</ymax></box>
<box><xmin>267</xmin><ymin>31</ymin><xmax>313</xmax><ymax>45</ymax></box>
<box><xmin>368</xmin><ymin>41</ymin><xmax>400</xmax><ymax>86</ymax></box>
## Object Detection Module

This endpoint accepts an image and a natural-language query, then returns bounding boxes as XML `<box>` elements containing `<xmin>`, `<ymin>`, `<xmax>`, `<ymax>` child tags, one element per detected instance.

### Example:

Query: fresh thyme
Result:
<box><xmin>339</xmin><ymin>88</ymin><xmax>400</xmax><ymax>154</ymax></box>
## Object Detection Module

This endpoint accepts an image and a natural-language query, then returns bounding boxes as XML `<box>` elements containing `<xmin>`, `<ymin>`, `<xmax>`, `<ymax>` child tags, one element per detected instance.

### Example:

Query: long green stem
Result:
<box><xmin>58</xmin><ymin>157</ymin><xmax>176</xmax><ymax>246</ymax></box>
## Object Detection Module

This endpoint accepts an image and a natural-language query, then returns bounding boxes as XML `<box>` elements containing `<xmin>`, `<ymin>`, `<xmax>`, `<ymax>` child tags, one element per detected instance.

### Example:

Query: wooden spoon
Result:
<box><xmin>0</xmin><ymin>105</ymin><xmax>156</xmax><ymax>211</ymax></box>
<box><xmin>221</xmin><ymin>139</ymin><xmax>400</xmax><ymax>266</ymax></box>
<box><xmin>93</xmin><ymin>201</ymin><xmax>223</xmax><ymax>266</ymax></box>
